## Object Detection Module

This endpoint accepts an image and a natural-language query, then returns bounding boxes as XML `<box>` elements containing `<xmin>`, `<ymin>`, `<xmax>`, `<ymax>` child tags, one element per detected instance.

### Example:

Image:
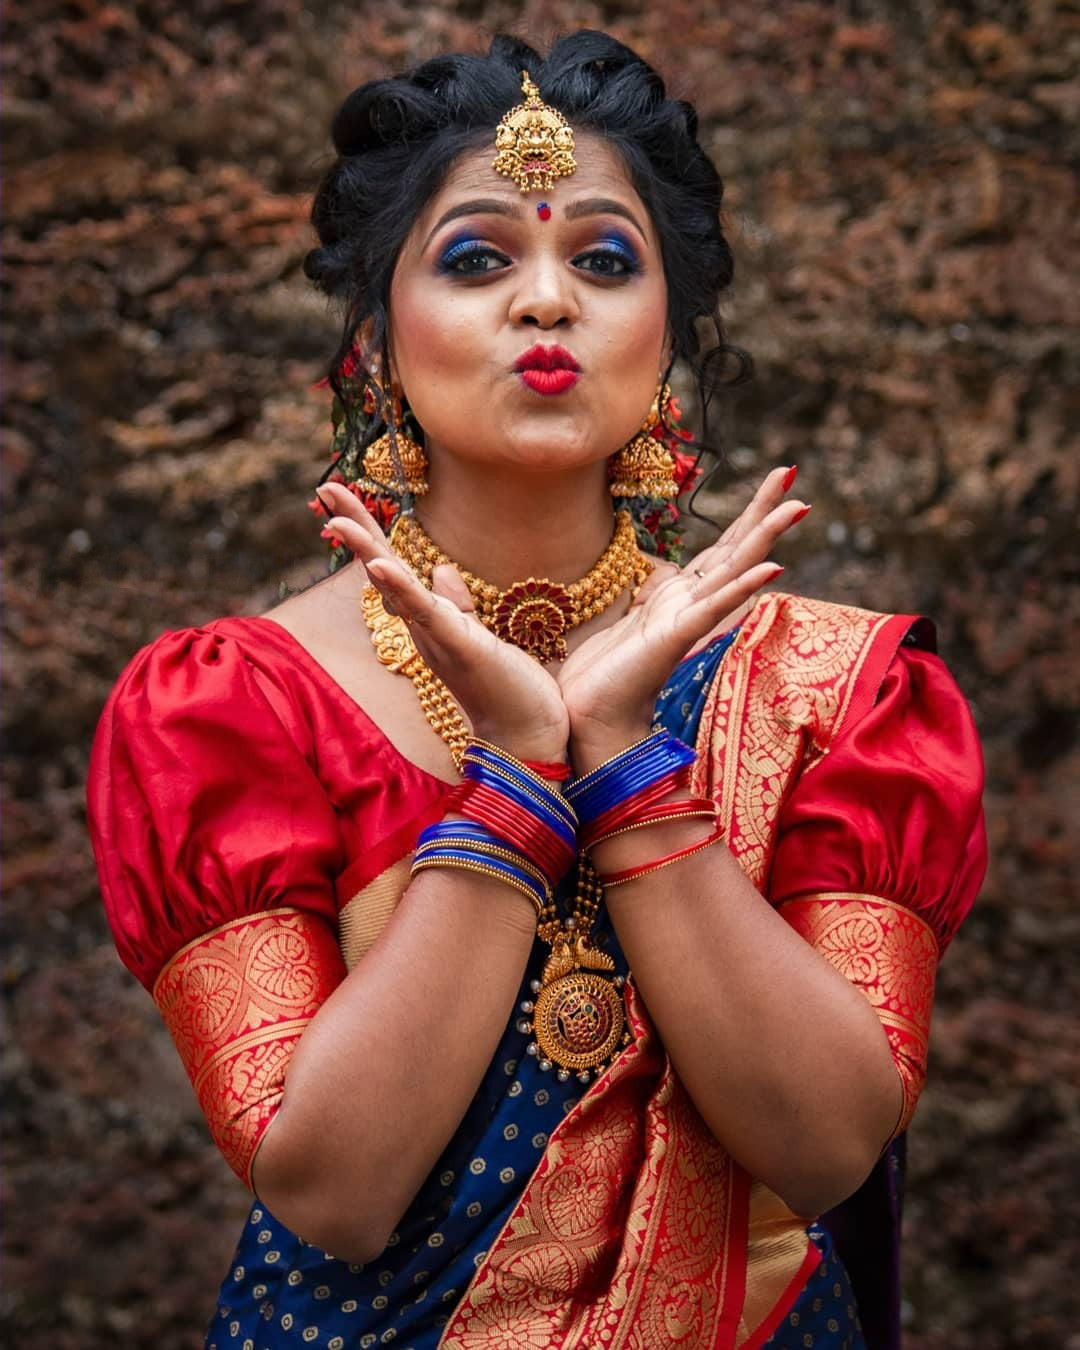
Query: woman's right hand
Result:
<box><xmin>318</xmin><ymin>483</ymin><xmax>569</xmax><ymax>761</ymax></box>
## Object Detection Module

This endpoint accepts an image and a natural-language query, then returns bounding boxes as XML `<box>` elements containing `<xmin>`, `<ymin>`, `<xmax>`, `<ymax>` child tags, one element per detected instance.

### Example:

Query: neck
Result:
<box><xmin>415</xmin><ymin>456</ymin><xmax>617</xmax><ymax>587</ymax></box>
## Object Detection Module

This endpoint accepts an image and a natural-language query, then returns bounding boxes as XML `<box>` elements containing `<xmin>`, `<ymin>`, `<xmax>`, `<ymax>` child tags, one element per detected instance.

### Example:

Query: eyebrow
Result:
<box><xmin>424</xmin><ymin>199</ymin><xmax>523</xmax><ymax>249</ymax></box>
<box><xmin>564</xmin><ymin>197</ymin><xmax>648</xmax><ymax>240</ymax></box>
<box><xmin>423</xmin><ymin>195</ymin><xmax>649</xmax><ymax>249</ymax></box>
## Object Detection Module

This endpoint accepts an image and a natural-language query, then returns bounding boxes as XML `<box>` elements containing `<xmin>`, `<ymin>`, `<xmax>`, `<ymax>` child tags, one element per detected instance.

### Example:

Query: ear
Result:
<box><xmin>353</xmin><ymin>316</ymin><xmax>380</xmax><ymax>375</ymax></box>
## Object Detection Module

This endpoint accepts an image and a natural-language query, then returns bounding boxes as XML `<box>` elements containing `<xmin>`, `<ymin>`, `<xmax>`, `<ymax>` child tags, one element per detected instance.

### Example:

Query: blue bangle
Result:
<box><xmin>567</xmin><ymin>730</ymin><xmax>696</xmax><ymax>824</ymax></box>
<box><xmin>462</xmin><ymin>743</ymin><xmax>577</xmax><ymax>833</ymax></box>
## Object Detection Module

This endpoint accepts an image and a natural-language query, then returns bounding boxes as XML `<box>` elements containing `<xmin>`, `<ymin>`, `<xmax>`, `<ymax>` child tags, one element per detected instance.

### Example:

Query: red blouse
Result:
<box><xmin>87</xmin><ymin>600</ymin><xmax>986</xmax><ymax>1186</ymax></box>
<box><xmin>89</xmin><ymin>617</ymin><xmax>451</xmax><ymax>992</ymax></box>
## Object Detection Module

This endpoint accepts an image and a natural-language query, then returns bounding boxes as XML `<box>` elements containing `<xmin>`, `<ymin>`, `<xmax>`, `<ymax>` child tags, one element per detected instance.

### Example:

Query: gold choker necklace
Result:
<box><xmin>388</xmin><ymin>510</ymin><xmax>652</xmax><ymax>662</ymax></box>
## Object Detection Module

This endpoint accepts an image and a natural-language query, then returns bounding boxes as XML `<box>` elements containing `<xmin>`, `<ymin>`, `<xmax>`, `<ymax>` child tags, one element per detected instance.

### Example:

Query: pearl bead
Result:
<box><xmin>539</xmin><ymin>1060</ymin><xmax>552</xmax><ymax>1073</ymax></box>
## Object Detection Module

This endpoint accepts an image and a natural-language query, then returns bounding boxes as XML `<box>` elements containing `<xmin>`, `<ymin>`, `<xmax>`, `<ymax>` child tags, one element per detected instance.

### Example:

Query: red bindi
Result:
<box><xmin>537</xmin><ymin>202</ymin><xmax>552</xmax><ymax>221</ymax></box>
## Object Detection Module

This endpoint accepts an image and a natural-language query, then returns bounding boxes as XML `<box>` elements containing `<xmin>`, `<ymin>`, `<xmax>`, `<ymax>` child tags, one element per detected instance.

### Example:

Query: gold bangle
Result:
<box><xmin>410</xmin><ymin>856</ymin><xmax>545</xmax><ymax>916</ymax></box>
<box><xmin>413</xmin><ymin>837</ymin><xmax>552</xmax><ymax>897</ymax></box>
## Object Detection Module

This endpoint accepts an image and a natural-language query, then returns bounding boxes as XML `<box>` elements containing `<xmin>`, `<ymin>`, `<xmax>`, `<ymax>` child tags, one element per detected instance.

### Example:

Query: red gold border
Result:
<box><xmin>152</xmin><ymin>909</ymin><xmax>345</xmax><ymax>1185</ymax></box>
<box><xmin>778</xmin><ymin>892</ymin><xmax>937</xmax><ymax>1135</ymax></box>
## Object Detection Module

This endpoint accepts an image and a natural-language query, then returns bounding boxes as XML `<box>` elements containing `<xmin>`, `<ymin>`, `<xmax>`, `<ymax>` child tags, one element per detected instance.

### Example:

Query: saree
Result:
<box><xmin>87</xmin><ymin>592</ymin><xmax>986</xmax><ymax>1349</ymax></box>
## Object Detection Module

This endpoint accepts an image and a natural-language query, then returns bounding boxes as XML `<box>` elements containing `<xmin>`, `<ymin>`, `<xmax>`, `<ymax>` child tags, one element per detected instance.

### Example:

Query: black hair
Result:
<box><xmin>304</xmin><ymin>30</ymin><xmax>750</xmax><ymax>539</ymax></box>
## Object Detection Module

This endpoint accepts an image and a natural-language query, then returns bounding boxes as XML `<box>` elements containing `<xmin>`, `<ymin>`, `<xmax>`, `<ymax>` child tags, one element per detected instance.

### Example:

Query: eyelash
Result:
<box><xmin>435</xmin><ymin>238</ymin><xmax>641</xmax><ymax>278</ymax></box>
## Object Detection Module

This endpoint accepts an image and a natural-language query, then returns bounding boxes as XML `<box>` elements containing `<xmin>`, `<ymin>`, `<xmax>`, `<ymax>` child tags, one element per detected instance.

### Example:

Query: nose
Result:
<box><xmin>508</xmin><ymin>257</ymin><xmax>580</xmax><ymax>330</ymax></box>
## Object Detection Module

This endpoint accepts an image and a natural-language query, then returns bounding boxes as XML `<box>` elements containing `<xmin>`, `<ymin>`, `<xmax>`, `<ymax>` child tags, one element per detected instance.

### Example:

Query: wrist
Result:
<box><xmin>569</xmin><ymin>723</ymin><xmax>655</xmax><ymax>776</ymax></box>
<box><xmin>469</xmin><ymin>721</ymin><xmax>569</xmax><ymax>766</ymax></box>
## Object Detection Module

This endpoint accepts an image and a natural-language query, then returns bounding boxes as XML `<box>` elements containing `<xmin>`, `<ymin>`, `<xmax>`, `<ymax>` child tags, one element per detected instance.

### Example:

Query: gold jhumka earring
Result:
<box><xmin>357</xmin><ymin>384</ymin><xmax>429</xmax><ymax>498</ymax></box>
<box><xmin>608</xmin><ymin>383</ymin><xmax>680</xmax><ymax>500</ymax></box>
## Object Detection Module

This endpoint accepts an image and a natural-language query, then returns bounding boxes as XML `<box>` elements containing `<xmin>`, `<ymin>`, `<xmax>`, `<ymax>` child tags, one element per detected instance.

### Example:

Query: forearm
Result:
<box><xmin>252</xmin><ymin>869</ymin><xmax>536</xmax><ymax>1262</ymax></box>
<box><xmin>578</xmin><ymin>734</ymin><xmax>901</xmax><ymax>1216</ymax></box>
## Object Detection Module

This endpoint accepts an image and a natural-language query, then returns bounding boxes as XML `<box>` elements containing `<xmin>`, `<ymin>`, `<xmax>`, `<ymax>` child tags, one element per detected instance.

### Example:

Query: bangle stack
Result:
<box><xmin>412</xmin><ymin>729</ymin><xmax>721</xmax><ymax>1082</ymax></box>
<box><xmin>567</xmin><ymin>731</ymin><xmax>720</xmax><ymax>883</ymax></box>
<box><xmin>410</xmin><ymin>740</ymin><xmax>579</xmax><ymax>915</ymax></box>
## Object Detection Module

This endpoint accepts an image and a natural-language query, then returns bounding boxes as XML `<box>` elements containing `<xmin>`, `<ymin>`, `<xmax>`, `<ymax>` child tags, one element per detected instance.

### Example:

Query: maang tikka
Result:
<box><xmin>609</xmin><ymin>383</ymin><xmax>681</xmax><ymax>500</ymax></box>
<box><xmin>493</xmin><ymin>71</ymin><xmax>577</xmax><ymax>193</ymax></box>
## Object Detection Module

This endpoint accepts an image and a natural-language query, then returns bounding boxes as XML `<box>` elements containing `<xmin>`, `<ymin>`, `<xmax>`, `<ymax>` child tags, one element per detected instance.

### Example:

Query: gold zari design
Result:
<box><xmin>690</xmin><ymin>593</ymin><xmax>892</xmax><ymax>890</ymax></box>
<box><xmin>152</xmin><ymin>909</ymin><xmax>345</xmax><ymax>1186</ymax></box>
<box><xmin>778</xmin><ymin>892</ymin><xmax>937</xmax><ymax>1135</ymax></box>
<box><xmin>439</xmin><ymin>984</ymin><xmax>744</xmax><ymax>1349</ymax></box>
<box><xmin>443</xmin><ymin>591</ymin><xmax>940</xmax><ymax>1348</ymax></box>
<box><xmin>493</xmin><ymin>72</ymin><xmax>577</xmax><ymax>193</ymax></box>
<box><xmin>389</xmin><ymin>509</ymin><xmax>652</xmax><ymax>662</ymax></box>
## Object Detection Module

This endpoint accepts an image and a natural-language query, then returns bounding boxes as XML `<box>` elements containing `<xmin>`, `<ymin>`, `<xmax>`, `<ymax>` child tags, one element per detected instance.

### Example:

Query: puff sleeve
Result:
<box><xmin>769</xmin><ymin>643</ymin><xmax>987</xmax><ymax>1135</ymax></box>
<box><xmin>87</xmin><ymin>626</ymin><xmax>348</xmax><ymax>1184</ymax></box>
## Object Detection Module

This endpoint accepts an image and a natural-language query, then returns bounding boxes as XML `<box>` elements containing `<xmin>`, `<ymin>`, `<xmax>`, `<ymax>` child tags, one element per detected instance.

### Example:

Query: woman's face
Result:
<box><xmin>388</xmin><ymin>133</ymin><xmax>670</xmax><ymax>478</ymax></box>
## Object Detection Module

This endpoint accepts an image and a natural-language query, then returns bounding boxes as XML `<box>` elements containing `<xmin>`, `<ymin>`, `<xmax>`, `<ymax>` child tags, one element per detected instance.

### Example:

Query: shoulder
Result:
<box><xmin>731</xmin><ymin>590</ymin><xmax>932</xmax><ymax>751</ymax></box>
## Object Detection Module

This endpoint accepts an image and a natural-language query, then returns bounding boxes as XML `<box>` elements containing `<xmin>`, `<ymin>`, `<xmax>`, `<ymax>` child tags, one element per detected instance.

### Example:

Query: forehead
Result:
<box><xmin>411</xmin><ymin>132</ymin><xmax>656</xmax><ymax>244</ymax></box>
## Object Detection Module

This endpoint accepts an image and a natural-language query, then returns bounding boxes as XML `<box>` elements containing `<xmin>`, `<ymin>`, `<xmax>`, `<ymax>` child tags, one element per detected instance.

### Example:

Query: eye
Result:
<box><xmin>437</xmin><ymin>240</ymin><xmax>511</xmax><ymax>275</ymax></box>
<box><xmin>572</xmin><ymin>239</ymin><xmax>641</xmax><ymax>278</ymax></box>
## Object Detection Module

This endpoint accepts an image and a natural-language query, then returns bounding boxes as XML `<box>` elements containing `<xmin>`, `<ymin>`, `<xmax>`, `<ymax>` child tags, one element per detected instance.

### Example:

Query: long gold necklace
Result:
<box><xmin>361</xmin><ymin>583</ymin><xmax>630</xmax><ymax>1083</ymax></box>
<box><xmin>388</xmin><ymin>509</ymin><xmax>652</xmax><ymax>662</ymax></box>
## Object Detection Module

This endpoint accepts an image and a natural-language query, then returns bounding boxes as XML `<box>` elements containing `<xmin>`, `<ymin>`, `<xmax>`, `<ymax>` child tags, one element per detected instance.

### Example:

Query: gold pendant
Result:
<box><xmin>518</xmin><ymin>937</ymin><xmax>629</xmax><ymax>1083</ymax></box>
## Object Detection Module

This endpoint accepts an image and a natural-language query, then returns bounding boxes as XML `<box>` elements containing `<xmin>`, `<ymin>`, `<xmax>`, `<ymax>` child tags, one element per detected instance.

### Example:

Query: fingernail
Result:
<box><xmin>791</xmin><ymin>504</ymin><xmax>812</xmax><ymax>524</ymax></box>
<box><xmin>314</xmin><ymin>488</ymin><xmax>335</xmax><ymax>518</ymax></box>
<box><xmin>319</xmin><ymin>527</ymin><xmax>335</xmax><ymax>540</ymax></box>
<box><xmin>770</xmin><ymin>565</ymin><xmax>785</xmax><ymax>577</ymax></box>
<box><xmin>782</xmin><ymin>465</ymin><xmax>798</xmax><ymax>492</ymax></box>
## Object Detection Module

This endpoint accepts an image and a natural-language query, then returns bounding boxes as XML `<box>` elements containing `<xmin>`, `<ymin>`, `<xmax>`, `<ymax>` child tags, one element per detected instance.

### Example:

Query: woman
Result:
<box><xmin>87</xmin><ymin>31</ymin><xmax>986</xmax><ymax>1350</ymax></box>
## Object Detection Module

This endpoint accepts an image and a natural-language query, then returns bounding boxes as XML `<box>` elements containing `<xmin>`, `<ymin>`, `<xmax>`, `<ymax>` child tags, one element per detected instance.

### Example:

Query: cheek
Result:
<box><xmin>390</xmin><ymin>281</ymin><xmax>476</xmax><ymax>387</ymax></box>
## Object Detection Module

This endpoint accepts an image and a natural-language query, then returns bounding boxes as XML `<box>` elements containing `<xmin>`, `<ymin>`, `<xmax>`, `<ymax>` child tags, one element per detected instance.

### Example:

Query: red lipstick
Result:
<box><xmin>514</xmin><ymin>344</ymin><xmax>582</xmax><ymax>396</ymax></box>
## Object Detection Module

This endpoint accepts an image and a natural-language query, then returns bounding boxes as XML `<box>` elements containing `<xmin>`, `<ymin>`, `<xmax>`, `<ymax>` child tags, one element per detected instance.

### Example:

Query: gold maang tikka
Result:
<box><xmin>493</xmin><ymin>71</ymin><xmax>577</xmax><ymax>193</ymax></box>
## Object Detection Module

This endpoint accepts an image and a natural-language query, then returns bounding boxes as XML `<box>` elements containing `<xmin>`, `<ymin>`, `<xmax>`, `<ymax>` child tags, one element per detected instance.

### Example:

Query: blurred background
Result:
<box><xmin>2</xmin><ymin>2</ymin><xmax>1077</xmax><ymax>1346</ymax></box>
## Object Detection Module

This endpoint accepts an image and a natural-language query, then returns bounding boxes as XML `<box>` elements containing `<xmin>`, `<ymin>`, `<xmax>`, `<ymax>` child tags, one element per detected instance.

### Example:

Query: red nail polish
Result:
<box><xmin>791</xmin><ymin>504</ymin><xmax>811</xmax><ymax>524</ymax></box>
<box><xmin>782</xmin><ymin>465</ymin><xmax>798</xmax><ymax>492</ymax></box>
<box><xmin>319</xmin><ymin>527</ymin><xmax>334</xmax><ymax>540</ymax></box>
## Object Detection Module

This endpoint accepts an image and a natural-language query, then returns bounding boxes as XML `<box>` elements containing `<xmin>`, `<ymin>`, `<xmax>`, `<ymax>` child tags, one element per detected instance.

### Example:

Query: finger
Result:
<box><xmin>697</xmin><ymin>497</ymin><xmax>809</xmax><ymax>579</ymax></box>
<box><xmin>431</xmin><ymin>562</ymin><xmax>477</xmax><ymax>616</ymax></box>
<box><xmin>322</xmin><ymin>510</ymin><xmax>397</xmax><ymax>570</ymax></box>
<box><xmin>315</xmin><ymin>480</ymin><xmax>383</xmax><ymax>527</ymax></box>
<box><xmin>680</xmin><ymin>562</ymin><xmax>785</xmax><ymax>632</ymax></box>
<box><xmin>715</xmin><ymin>464</ymin><xmax>799</xmax><ymax>549</ymax></box>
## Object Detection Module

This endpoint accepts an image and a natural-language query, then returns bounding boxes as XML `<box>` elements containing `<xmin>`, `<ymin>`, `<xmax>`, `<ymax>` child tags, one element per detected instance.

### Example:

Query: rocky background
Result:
<box><xmin>2</xmin><ymin>2</ymin><xmax>1077</xmax><ymax>1346</ymax></box>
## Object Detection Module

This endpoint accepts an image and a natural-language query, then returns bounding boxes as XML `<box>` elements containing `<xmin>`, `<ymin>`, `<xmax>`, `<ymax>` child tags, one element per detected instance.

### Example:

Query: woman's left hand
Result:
<box><xmin>559</xmin><ymin>467</ymin><xmax>808</xmax><ymax>767</ymax></box>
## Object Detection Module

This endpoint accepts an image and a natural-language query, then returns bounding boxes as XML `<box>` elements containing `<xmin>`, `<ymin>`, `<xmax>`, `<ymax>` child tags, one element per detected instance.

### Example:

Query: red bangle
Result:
<box><xmin>579</xmin><ymin>765</ymin><xmax>693</xmax><ymax>850</ymax></box>
<box><xmin>586</xmin><ymin>798</ymin><xmax>717</xmax><ymax>850</ymax></box>
<box><xmin>447</xmin><ymin>781</ymin><xmax>575</xmax><ymax>883</ymax></box>
<box><xmin>596</xmin><ymin>821</ymin><xmax>725</xmax><ymax>888</ymax></box>
<box><xmin>522</xmin><ymin>759</ymin><xmax>573</xmax><ymax>782</ymax></box>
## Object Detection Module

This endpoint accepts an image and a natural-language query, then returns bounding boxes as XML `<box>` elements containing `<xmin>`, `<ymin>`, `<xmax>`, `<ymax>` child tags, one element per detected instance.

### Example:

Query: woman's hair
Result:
<box><xmin>304</xmin><ymin>30</ymin><xmax>749</xmax><ymax>548</ymax></box>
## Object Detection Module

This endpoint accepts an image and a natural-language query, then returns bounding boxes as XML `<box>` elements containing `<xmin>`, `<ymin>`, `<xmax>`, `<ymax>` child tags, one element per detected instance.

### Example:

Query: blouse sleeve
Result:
<box><xmin>768</xmin><ymin>642</ymin><xmax>987</xmax><ymax>1135</ymax></box>
<box><xmin>87</xmin><ymin>626</ymin><xmax>348</xmax><ymax>1185</ymax></box>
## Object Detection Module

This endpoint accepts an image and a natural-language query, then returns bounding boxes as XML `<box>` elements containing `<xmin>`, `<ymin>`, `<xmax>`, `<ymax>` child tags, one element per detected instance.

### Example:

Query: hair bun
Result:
<box><xmin>332</xmin><ymin>82</ymin><xmax>440</xmax><ymax>155</ymax></box>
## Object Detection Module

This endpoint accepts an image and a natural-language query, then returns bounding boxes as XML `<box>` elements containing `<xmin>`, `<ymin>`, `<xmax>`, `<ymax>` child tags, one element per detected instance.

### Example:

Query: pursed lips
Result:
<box><xmin>513</xmin><ymin>344</ymin><xmax>582</xmax><ymax>395</ymax></box>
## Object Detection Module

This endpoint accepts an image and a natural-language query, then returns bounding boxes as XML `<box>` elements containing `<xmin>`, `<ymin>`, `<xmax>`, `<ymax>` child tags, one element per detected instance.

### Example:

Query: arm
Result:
<box><xmin>573</xmin><ymin>637</ymin><xmax>985</xmax><ymax>1218</ymax></box>
<box><xmin>89</xmin><ymin>614</ymin><xmax>566</xmax><ymax>1265</ymax></box>
<box><xmin>252</xmin><ymin>867</ymin><xmax>537</xmax><ymax>1263</ymax></box>
<box><xmin>574</xmin><ymin>766</ymin><xmax>901</xmax><ymax>1218</ymax></box>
